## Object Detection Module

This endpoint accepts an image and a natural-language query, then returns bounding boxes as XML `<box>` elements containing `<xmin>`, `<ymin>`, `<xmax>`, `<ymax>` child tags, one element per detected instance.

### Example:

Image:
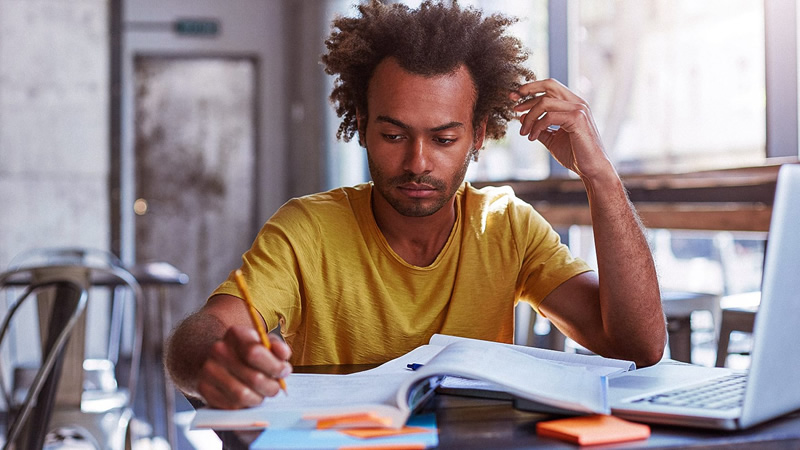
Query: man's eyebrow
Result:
<box><xmin>430</xmin><ymin>121</ymin><xmax>465</xmax><ymax>132</ymax></box>
<box><xmin>376</xmin><ymin>115</ymin><xmax>465</xmax><ymax>132</ymax></box>
<box><xmin>376</xmin><ymin>115</ymin><xmax>409</xmax><ymax>129</ymax></box>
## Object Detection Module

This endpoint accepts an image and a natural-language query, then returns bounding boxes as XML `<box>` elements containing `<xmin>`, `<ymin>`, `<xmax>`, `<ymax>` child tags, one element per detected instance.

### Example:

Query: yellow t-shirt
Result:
<box><xmin>211</xmin><ymin>182</ymin><xmax>591</xmax><ymax>365</ymax></box>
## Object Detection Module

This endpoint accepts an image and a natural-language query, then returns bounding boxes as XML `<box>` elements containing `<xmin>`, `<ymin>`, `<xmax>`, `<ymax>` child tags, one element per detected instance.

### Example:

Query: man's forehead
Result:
<box><xmin>365</xmin><ymin>58</ymin><xmax>478</xmax><ymax>122</ymax></box>
<box><xmin>368</xmin><ymin>57</ymin><xmax>476</xmax><ymax>92</ymax></box>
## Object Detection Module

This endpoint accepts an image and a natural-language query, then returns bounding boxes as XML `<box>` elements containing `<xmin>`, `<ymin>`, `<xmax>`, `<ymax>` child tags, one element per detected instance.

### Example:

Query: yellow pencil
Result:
<box><xmin>234</xmin><ymin>269</ymin><xmax>288</xmax><ymax>394</ymax></box>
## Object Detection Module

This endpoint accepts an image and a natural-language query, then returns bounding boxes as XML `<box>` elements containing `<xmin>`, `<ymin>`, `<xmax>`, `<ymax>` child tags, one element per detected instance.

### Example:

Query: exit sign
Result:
<box><xmin>174</xmin><ymin>19</ymin><xmax>220</xmax><ymax>36</ymax></box>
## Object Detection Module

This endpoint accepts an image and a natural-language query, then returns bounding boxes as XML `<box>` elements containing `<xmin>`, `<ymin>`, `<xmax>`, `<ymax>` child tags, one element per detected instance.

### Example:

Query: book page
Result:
<box><xmin>192</xmin><ymin>335</ymin><xmax>616</xmax><ymax>430</ymax></box>
<box><xmin>397</xmin><ymin>340</ymin><xmax>609</xmax><ymax>415</ymax></box>
<box><xmin>429</xmin><ymin>334</ymin><xmax>635</xmax><ymax>374</ymax></box>
<box><xmin>355</xmin><ymin>344</ymin><xmax>446</xmax><ymax>375</ymax></box>
<box><xmin>192</xmin><ymin>373</ymin><xmax>412</xmax><ymax>429</ymax></box>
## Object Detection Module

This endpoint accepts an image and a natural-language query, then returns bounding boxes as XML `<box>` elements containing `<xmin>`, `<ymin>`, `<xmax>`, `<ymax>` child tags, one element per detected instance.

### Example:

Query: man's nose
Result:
<box><xmin>403</xmin><ymin>138</ymin><xmax>431</xmax><ymax>174</ymax></box>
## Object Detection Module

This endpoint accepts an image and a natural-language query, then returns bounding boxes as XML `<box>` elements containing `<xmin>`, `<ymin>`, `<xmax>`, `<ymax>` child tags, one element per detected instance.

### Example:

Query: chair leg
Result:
<box><xmin>716</xmin><ymin>326</ymin><xmax>732</xmax><ymax>367</ymax></box>
<box><xmin>667</xmin><ymin>316</ymin><xmax>693</xmax><ymax>363</ymax></box>
<box><xmin>23</xmin><ymin>285</ymin><xmax>75</xmax><ymax>449</ymax></box>
<box><xmin>715</xmin><ymin>308</ymin><xmax>756</xmax><ymax>367</ymax></box>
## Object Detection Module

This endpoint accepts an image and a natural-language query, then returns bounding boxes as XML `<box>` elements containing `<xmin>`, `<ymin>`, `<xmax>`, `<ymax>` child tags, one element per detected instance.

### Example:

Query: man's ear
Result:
<box><xmin>473</xmin><ymin>117</ymin><xmax>488</xmax><ymax>150</ymax></box>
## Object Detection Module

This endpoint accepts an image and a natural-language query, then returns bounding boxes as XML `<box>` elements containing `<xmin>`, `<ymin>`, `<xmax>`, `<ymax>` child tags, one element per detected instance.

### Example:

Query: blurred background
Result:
<box><xmin>0</xmin><ymin>0</ymin><xmax>796</xmax><ymax>448</ymax></box>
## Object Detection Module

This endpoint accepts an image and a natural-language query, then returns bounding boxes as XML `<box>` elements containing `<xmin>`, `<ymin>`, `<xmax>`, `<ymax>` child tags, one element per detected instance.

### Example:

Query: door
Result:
<box><xmin>133</xmin><ymin>56</ymin><xmax>256</xmax><ymax>322</ymax></box>
<box><xmin>119</xmin><ymin>0</ymin><xmax>288</xmax><ymax>444</ymax></box>
<box><xmin>121</xmin><ymin>0</ymin><xmax>287</xmax><ymax>331</ymax></box>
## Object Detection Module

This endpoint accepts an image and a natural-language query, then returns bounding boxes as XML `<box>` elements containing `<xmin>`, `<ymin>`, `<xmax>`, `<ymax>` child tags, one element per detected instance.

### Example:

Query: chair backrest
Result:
<box><xmin>0</xmin><ymin>267</ymin><xmax>88</xmax><ymax>449</ymax></box>
<box><xmin>5</xmin><ymin>248</ymin><xmax>145</xmax><ymax>410</ymax></box>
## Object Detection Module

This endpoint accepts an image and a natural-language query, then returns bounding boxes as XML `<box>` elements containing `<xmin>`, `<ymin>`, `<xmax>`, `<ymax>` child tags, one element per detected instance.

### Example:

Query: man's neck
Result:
<box><xmin>371</xmin><ymin>191</ymin><xmax>458</xmax><ymax>267</ymax></box>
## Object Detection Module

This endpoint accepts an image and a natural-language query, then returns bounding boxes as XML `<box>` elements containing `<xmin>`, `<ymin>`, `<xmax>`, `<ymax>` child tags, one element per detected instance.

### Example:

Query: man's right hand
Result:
<box><xmin>164</xmin><ymin>293</ymin><xmax>292</xmax><ymax>410</ymax></box>
<box><xmin>197</xmin><ymin>325</ymin><xmax>292</xmax><ymax>409</ymax></box>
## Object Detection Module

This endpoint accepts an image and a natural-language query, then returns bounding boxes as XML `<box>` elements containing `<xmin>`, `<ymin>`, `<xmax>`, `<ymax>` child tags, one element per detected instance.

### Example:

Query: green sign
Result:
<box><xmin>174</xmin><ymin>19</ymin><xmax>220</xmax><ymax>36</ymax></box>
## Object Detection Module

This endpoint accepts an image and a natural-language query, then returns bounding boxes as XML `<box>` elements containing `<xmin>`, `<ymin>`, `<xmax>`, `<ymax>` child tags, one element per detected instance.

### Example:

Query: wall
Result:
<box><xmin>0</xmin><ymin>0</ymin><xmax>110</xmax><ymax>267</ymax></box>
<box><xmin>0</xmin><ymin>0</ymin><xmax>111</xmax><ymax>376</ymax></box>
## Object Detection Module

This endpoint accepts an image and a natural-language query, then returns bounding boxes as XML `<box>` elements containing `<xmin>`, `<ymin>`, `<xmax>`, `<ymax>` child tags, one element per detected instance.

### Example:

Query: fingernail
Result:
<box><xmin>279</xmin><ymin>366</ymin><xmax>292</xmax><ymax>378</ymax></box>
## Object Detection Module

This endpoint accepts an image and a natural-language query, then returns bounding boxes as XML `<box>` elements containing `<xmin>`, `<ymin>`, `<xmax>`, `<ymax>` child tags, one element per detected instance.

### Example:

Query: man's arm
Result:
<box><xmin>511</xmin><ymin>79</ymin><xmax>666</xmax><ymax>367</ymax></box>
<box><xmin>164</xmin><ymin>294</ymin><xmax>292</xmax><ymax>409</ymax></box>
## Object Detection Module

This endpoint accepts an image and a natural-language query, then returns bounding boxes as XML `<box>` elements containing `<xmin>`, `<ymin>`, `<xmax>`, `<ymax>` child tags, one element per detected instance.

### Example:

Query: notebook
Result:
<box><xmin>608</xmin><ymin>163</ymin><xmax>800</xmax><ymax>430</ymax></box>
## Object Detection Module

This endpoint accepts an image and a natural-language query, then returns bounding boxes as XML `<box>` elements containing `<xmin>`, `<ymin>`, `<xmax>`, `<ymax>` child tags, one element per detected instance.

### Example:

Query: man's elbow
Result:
<box><xmin>635</xmin><ymin>344</ymin><xmax>665</xmax><ymax>368</ymax></box>
<box><xmin>634</xmin><ymin>328</ymin><xmax>667</xmax><ymax>367</ymax></box>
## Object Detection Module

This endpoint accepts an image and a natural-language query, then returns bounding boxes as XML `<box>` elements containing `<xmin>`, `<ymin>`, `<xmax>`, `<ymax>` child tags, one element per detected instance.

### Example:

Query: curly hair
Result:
<box><xmin>321</xmin><ymin>0</ymin><xmax>535</xmax><ymax>143</ymax></box>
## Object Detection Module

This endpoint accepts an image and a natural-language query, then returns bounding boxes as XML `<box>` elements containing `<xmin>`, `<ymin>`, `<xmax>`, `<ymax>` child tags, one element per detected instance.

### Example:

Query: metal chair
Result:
<box><xmin>2</xmin><ymin>249</ymin><xmax>146</xmax><ymax>449</ymax></box>
<box><xmin>0</xmin><ymin>266</ymin><xmax>88</xmax><ymax>449</ymax></box>
<box><xmin>715</xmin><ymin>291</ymin><xmax>760</xmax><ymax>367</ymax></box>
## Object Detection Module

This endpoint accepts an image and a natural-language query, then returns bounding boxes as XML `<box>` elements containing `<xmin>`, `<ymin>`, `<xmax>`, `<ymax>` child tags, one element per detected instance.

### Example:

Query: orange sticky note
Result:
<box><xmin>536</xmin><ymin>414</ymin><xmax>650</xmax><ymax>446</ymax></box>
<box><xmin>307</xmin><ymin>412</ymin><xmax>393</xmax><ymax>429</ymax></box>
<box><xmin>339</xmin><ymin>426</ymin><xmax>432</xmax><ymax>439</ymax></box>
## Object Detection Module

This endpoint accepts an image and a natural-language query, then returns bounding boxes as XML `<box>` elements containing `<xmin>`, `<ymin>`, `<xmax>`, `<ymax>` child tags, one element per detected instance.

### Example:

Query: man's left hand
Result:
<box><xmin>510</xmin><ymin>78</ymin><xmax>612</xmax><ymax>180</ymax></box>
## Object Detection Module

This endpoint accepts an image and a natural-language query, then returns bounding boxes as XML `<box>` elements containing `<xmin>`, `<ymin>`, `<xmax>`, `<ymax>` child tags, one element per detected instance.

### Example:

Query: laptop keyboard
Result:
<box><xmin>631</xmin><ymin>373</ymin><xmax>747</xmax><ymax>410</ymax></box>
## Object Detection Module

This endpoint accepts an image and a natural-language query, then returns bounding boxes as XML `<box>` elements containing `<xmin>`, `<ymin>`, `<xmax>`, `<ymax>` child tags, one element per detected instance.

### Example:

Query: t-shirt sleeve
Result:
<box><xmin>209</xmin><ymin>199</ymin><xmax>312</xmax><ymax>337</ymax></box>
<box><xmin>511</xmin><ymin>197</ymin><xmax>592</xmax><ymax>313</ymax></box>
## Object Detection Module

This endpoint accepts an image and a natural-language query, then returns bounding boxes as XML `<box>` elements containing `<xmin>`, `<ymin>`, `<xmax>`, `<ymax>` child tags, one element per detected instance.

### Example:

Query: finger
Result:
<box><xmin>225</xmin><ymin>327</ymin><xmax>292</xmax><ymax>392</ymax></box>
<box><xmin>227</xmin><ymin>329</ymin><xmax>292</xmax><ymax>378</ymax></box>
<box><xmin>512</xmin><ymin>93</ymin><xmax>545</xmax><ymax>115</ymax></box>
<box><xmin>199</xmin><ymin>344</ymin><xmax>266</xmax><ymax>408</ymax></box>
<box><xmin>223</xmin><ymin>327</ymin><xmax>291</xmax><ymax>386</ymax></box>
<box><xmin>515</xmin><ymin>78</ymin><xmax>585</xmax><ymax>105</ymax></box>
<box><xmin>268</xmin><ymin>334</ymin><xmax>293</xmax><ymax>361</ymax></box>
<box><xmin>197</xmin><ymin>381</ymin><xmax>241</xmax><ymax>410</ymax></box>
<box><xmin>198</xmin><ymin>371</ymin><xmax>261</xmax><ymax>409</ymax></box>
<box><xmin>517</xmin><ymin>96</ymin><xmax>576</xmax><ymax>137</ymax></box>
<box><xmin>519</xmin><ymin>109</ymin><xmax>577</xmax><ymax>143</ymax></box>
<box><xmin>239</xmin><ymin>343</ymin><xmax>291</xmax><ymax>395</ymax></box>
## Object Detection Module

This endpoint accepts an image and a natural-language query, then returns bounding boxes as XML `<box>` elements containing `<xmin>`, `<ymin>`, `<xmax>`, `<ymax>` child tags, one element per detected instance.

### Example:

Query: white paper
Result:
<box><xmin>192</xmin><ymin>335</ymin><xmax>613</xmax><ymax>430</ymax></box>
<box><xmin>396</xmin><ymin>341</ymin><xmax>609</xmax><ymax>415</ymax></box>
<box><xmin>354</xmin><ymin>344</ymin><xmax>445</xmax><ymax>375</ymax></box>
<box><xmin>429</xmin><ymin>334</ymin><xmax>635</xmax><ymax>374</ymax></box>
<box><xmin>192</xmin><ymin>373</ymin><xmax>412</xmax><ymax>429</ymax></box>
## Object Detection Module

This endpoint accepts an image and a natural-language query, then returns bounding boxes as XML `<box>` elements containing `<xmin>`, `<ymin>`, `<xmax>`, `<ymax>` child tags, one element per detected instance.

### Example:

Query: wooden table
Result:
<box><xmin>214</xmin><ymin>364</ymin><xmax>800</xmax><ymax>449</ymax></box>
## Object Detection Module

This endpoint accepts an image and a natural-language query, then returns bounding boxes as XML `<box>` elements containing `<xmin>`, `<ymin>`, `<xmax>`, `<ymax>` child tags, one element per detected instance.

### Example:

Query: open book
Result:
<box><xmin>192</xmin><ymin>335</ymin><xmax>635</xmax><ymax>430</ymax></box>
<box><xmin>422</xmin><ymin>334</ymin><xmax>634</xmax><ymax>407</ymax></box>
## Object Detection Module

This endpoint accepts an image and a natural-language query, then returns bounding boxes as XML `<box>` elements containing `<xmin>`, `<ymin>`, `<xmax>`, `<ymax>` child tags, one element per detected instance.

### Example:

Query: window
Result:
<box><xmin>324</xmin><ymin>0</ymin><xmax>371</xmax><ymax>189</ymax></box>
<box><xmin>575</xmin><ymin>0</ymin><xmax>767</xmax><ymax>174</ymax></box>
<box><xmin>462</xmin><ymin>0</ymin><xmax>551</xmax><ymax>182</ymax></box>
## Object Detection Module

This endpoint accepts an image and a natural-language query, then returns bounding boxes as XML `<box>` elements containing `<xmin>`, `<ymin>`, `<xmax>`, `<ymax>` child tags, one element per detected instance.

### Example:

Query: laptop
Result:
<box><xmin>608</xmin><ymin>163</ymin><xmax>800</xmax><ymax>430</ymax></box>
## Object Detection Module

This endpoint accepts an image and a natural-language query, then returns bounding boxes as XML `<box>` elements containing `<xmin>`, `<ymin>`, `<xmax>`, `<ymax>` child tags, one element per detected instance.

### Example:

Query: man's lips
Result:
<box><xmin>397</xmin><ymin>183</ymin><xmax>438</xmax><ymax>198</ymax></box>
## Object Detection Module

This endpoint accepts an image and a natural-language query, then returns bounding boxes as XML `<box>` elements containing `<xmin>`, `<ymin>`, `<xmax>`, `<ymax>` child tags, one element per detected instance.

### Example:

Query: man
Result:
<box><xmin>165</xmin><ymin>0</ymin><xmax>666</xmax><ymax>410</ymax></box>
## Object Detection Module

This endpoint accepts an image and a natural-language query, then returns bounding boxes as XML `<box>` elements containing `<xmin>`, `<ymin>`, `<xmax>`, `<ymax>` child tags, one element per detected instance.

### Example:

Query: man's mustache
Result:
<box><xmin>387</xmin><ymin>173</ymin><xmax>446</xmax><ymax>190</ymax></box>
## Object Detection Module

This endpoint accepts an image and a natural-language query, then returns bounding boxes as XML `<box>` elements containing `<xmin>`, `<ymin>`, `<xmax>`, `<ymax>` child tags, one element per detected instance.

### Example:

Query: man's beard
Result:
<box><xmin>367</xmin><ymin>146</ymin><xmax>474</xmax><ymax>217</ymax></box>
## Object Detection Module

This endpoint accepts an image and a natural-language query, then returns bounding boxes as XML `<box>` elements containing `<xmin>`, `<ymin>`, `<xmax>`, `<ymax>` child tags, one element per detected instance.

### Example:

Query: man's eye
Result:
<box><xmin>382</xmin><ymin>134</ymin><xmax>404</xmax><ymax>141</ymax></box>
<box><xmin>435</xmin><ymin>137</ymin><xmax>456</xmax><ymax>145</ymax></box>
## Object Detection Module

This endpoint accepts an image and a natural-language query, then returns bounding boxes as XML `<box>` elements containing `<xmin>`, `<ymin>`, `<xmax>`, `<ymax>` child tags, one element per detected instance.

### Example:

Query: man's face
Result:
<box><xmin>359</xmin><ymin>58</ymin><xmax>485</xmax><ymax>218</ymax></box>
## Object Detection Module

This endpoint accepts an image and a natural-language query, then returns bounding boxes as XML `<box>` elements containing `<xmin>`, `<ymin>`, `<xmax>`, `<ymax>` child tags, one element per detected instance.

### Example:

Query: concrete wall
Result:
<box><xmin>0</xmin><ymin>0</ymin><xmax>110</xmax><ymax>267</ymax></box>
<box><xmin>0</xmin><ymin>0</ymin><xmax>111</xmax><ymax>377</ymax></box>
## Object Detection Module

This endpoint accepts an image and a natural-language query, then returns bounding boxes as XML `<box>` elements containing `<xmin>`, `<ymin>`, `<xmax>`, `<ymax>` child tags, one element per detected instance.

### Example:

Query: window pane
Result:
<box><xmin>576</xmin><ymin>0</ymin><xmax>766</xmax><ymax>173</ymax></box>
<box><xmin>464</xmin><ymin>0</ymin><xmax>551</xmax><ymax>182</ymax></box>
<box><xmin>324</xmin><ymin>0</ymin><xmax>370</xmax><ymax>189</ymax></box>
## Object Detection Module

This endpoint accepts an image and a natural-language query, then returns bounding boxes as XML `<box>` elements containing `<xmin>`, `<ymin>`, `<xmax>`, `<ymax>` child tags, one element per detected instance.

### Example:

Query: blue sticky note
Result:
<box><xmin>250</xmin><ymin>414</ymin><xmax>438</xmax><ymax>449</ymax></box>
